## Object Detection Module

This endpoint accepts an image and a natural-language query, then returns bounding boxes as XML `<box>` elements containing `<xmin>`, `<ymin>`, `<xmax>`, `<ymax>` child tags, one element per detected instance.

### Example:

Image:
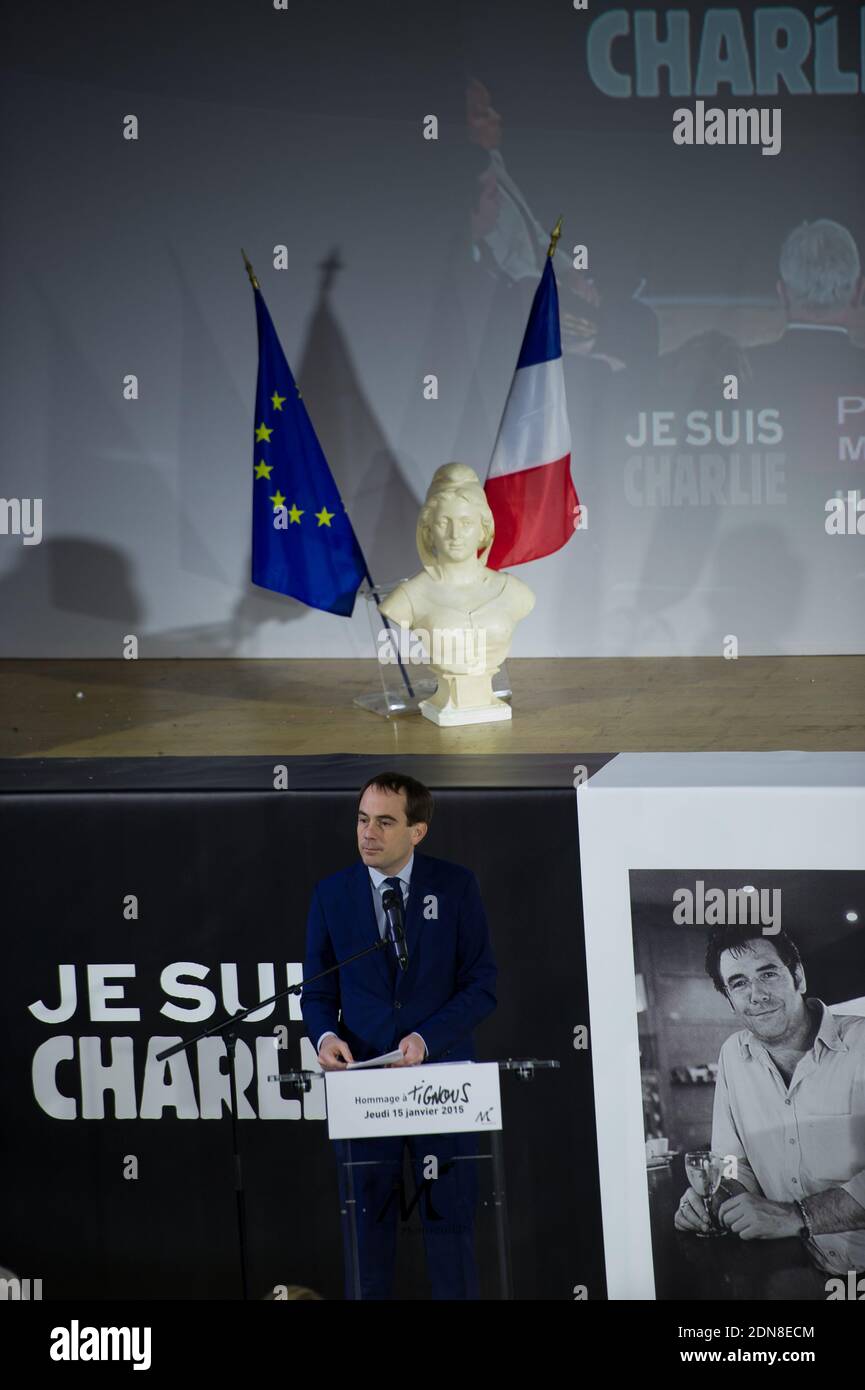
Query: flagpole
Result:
<box><xmin>242</xmin><ymin>252</ymin><xmax>416</xmax><ymax>704</ymax></box>
<box><xmin>241</xmin><ymin>248</ymin><xmax>259</xmax><ymax>290</ymax></box>
<box><xmin>546</xmin><ymin>216</ymin><xmax>563</xmax><ymax>259</ymax></box>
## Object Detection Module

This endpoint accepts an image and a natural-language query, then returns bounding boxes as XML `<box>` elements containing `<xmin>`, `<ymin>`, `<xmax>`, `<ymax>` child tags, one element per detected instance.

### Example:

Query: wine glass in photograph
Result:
<box><xmin>684</xmin><ymin>1150</ymin><xmax>728</xmax><ymax>1237</ymax></box>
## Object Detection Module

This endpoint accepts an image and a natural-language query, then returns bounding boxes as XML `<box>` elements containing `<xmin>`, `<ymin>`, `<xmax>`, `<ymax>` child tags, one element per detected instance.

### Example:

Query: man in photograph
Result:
<box><xmin>301</xmin><ymin>771</ymin><xmax>497</xmax><ymax>1299</ymax></box>
<box><xmin>745</xmin><ymin>219</ymin><xmax>865</xmax><ymax>503</ymax></box>
<box><xmin>674</xmin><ymin>927</ymin><xmax>865</xmax><ymax>1276</ymax></box>
<box><xmin>747</xmin><ymin>219</ymin><xmax>864</xmax><ymax>390</ymax></box>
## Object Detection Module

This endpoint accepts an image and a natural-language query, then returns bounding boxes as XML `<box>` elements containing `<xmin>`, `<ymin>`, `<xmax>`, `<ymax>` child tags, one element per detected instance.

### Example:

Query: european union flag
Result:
<box><xmin>250</xmin><ymin>285</ymin><xmax>367</xmax><ymax>616</ymax></box>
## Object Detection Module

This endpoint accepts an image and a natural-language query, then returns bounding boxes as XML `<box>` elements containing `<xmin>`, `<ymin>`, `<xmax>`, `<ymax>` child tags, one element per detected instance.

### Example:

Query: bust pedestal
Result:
<box><xmin>419</xmin><ymin>672</ymin><xmax>512</xmax><ymax>726</ymax></box>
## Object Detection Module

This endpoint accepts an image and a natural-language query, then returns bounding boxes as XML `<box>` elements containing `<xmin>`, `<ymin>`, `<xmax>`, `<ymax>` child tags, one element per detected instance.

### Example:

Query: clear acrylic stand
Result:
<box><xmin>336</xmin><ymin>1059</ymin><xmax>560</xmax><ymax>1300</ymax></box>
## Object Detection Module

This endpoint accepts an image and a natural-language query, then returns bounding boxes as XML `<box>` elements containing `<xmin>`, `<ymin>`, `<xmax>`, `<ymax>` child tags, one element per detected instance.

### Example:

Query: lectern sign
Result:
<box><xmin>325</xmin><ymin>1062</ymin><xmax>502</xmax><ymax>1139</ymax></box>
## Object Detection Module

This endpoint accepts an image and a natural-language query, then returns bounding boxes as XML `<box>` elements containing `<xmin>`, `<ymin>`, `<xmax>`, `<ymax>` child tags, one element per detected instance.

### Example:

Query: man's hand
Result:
<box><xmin>717</xmin><ymin>1193</ymin><xmax>802</xmax><ymax>1240</ymax></box>
<box><xmin>317</xmin><ymin>1036</ymin><xmax>354</xmax><ymax>1071</ymax></box>
<box><xmin>390</xmin><ymin>1033</ymin><xmax>426</xmax><ymax>1067</ymax></box>
<box><xmin>674</xmin><ymin>1187</ymin><xmax>712</xmax><ymax>1234</ymax></box>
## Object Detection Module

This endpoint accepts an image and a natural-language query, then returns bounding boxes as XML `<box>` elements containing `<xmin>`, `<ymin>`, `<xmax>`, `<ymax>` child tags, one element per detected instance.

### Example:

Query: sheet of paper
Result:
<box><xmin>345</xmin><ymin>1049</ymin><xmax>403</xmax><ymax>1070</ymax></box>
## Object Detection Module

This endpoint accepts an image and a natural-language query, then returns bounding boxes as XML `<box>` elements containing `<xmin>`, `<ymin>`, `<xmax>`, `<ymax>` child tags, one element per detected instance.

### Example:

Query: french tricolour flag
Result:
<box><xmin>484</xmin><ymin>258</ymin><xmax>578</xmax><ymax>569</ymax></box>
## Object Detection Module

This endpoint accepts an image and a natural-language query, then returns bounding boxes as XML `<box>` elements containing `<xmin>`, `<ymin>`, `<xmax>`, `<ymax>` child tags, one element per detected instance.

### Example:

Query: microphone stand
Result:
<box><xmin>155</xmin><ymin>936</ymin><xmax>391</xmax><ymax>1300</ymax></box>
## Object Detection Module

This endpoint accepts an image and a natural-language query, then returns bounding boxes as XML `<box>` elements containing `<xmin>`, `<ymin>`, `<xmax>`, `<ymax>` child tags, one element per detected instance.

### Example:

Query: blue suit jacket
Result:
<box><xmin>301</xmin><ymin>852</ymin><xmax>497</xmax><ymax>1063</ymax></box>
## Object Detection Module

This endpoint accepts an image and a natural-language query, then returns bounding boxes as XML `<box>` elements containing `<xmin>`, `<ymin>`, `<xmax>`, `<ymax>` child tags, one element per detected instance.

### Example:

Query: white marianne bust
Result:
<box><xmin>379</xmin><ymin>463</ymin><xmax>535</xmax><ymax>725</ymax></box>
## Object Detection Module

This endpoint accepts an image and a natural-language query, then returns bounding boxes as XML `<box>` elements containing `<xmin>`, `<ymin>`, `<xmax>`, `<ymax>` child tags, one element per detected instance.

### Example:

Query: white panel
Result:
<box><xmin>578</xmin><ymin>752</ymin><xmax>865</xmax><ymax>1300</ymax></box>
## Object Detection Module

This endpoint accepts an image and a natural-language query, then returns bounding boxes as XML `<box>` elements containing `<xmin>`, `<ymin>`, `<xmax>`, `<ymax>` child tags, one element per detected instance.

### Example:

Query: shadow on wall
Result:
<box><xmin>12</xmin><ymin>271</ymin><xmax>244</xmax><ymax>656</ymax></box>
<box><xmin>147</xmin><ymin>247</ymin><xmax>421</xmax><ymax>655</ymax></box>
<box><xmin>297</xmin><ymin>247</ymin><xmax>421</xmax><ymax>586</ymax></box>
<box><xmin>0</xmin><ymin>538</ymin><xmax>145</xmax><ymax>655</ymax></box>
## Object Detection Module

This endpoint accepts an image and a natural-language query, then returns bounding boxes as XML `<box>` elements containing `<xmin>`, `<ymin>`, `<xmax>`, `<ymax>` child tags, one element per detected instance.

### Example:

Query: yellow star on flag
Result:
<box><xmin>255</xmin><ymin>423</ymin><xmax>274</xmax><ymax>443</ymax></box>
<box><xmin>270</xmin><ymin>391</ymin><xmax>286</xmax><ymax>411</ymax></box>
<box><xmin>288</xmin><ymin>504</ymin><xmax>304</xmax><ymax>524</ymax></box>
<box><xmin>254</xmin><ymin>460</ymin><xmax>273</xmax><ymax>480</ymax></box>
<box><xmin>270</xmin><ymin>490</ymin><xmax>286</xmax><ymax>510</ymax></box>
<box><xmin>315</xmin><ymin>506</ymin><xmax>335</xmax><ymax>527</ymax></box>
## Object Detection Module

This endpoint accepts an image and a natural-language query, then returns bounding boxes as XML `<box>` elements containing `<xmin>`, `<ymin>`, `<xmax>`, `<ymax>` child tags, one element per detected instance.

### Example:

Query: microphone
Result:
<box><xmin>381</xmin><ymin>887</ymin><xmax>408</xmax><ymax>972</ymax></box>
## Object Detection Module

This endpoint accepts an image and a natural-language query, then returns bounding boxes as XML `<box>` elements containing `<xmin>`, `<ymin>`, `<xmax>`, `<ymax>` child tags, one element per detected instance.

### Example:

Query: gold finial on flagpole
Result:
<box><xmin>546</xmin><ymin>216</ymin><xmax>563</xmax><ymax>259</ymax></box>
<box><xmin>241</xmin><ymin>248</ymin><xmax>260</xmax><ymax>290</ymax></box>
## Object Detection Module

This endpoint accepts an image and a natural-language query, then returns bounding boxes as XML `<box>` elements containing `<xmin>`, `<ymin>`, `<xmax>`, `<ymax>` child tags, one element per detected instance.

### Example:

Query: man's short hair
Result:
<box><xmin>705</xmin><ymin>927</ymin><xmax>803</xmax><ymax>996</ymax></box>
<box><xmin>779</xmin><ymin>219</ymin><xmax>861</xmax><ymax>312</ymax></box>
<box><xmin>357</xmin><ymin>772</ymin><xmax>434</xmax><ymax>828</ymax></box>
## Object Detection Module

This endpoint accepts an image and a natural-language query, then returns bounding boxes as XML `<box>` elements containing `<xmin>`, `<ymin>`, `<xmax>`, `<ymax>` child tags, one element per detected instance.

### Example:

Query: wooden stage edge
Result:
<box><xmin>0</xmin><ymin>657</ymin><xmax>862</xmax><ymax>759</ymax></box>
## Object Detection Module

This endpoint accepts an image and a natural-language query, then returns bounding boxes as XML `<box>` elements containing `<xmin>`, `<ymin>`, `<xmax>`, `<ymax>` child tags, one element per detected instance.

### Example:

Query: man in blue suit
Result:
<box><xmin>301</xmin><ymin>771</ymin><xmax>497</xmax><ymax>1300</ymax></box>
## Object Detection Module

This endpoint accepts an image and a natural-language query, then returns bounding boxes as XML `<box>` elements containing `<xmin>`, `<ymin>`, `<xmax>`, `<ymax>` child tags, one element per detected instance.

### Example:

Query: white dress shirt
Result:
<box><xmin>712</xmin><ymin>1000</ymin><xmax>865</xmax><ymax>1274</ymax></box>
<box><xmin>317</xmin><ymin>853</ymin><xmax>427</xmax><ymax>1059</ymax></box>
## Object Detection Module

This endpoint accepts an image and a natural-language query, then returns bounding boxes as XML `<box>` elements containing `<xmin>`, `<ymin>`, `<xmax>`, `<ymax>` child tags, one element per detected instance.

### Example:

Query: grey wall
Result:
<box><xmin>2</xmin><ymin>1</ymin><xmax>863</xmax><ymax>657</ymax></box>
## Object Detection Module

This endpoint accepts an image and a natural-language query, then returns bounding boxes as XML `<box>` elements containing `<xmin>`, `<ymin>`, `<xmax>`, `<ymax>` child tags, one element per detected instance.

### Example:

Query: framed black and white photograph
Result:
<box><xmin>630</xmin><ymin>867</ymin><xmax>864</xmax><ymax>1300</ymax></box>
